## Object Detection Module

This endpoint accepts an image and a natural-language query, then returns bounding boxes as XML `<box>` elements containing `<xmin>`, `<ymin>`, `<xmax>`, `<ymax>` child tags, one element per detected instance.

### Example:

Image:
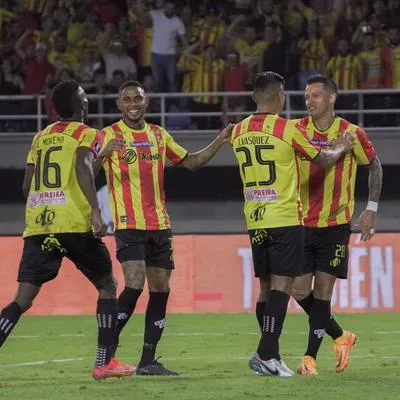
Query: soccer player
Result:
<box><xmin>293</xmin><ymin>75</ymin><xmax>382</xmax><ymax>376</ymax></box>
<box><xmin>231</xmin><ymin>71</ymin><xmax>354</xmax><ymax>377</ymax></box>
<box><xmin>0</xmin><ymin>80</ymin><xmax>135</xmax><ymax>380</ymax></box>
<box><xmin>95</xmin><ymin>80</ymin><xmax>233</xmax><ymax>376</ymax></box>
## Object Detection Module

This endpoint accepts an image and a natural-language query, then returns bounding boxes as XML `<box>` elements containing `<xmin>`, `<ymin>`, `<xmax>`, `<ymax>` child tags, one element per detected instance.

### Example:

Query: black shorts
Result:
<box><xmin>302</xmin><ymin>224</ymin><xmax>351</xmax><ymax>279</ymax></box>
<box><xmin>115</xmin><ymin>229</ymin><xmax>174</xmax><ymax>269</ymax></box>
<box><xmin>249</xmin><ymin>226</ymin><xmax>304</xmax><ymax>278</ymax></box>
<box><xmin>18</xmin><ymin>233</ymin><xmax>112</xmax><ymax>286</ymax></box>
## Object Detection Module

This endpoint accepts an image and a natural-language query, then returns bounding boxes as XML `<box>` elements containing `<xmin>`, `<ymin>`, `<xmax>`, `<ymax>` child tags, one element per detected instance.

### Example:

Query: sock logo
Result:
<box><xmin>314</xmin><ymin>329</ymin><xmax>326</xmax><ymax>339</ymax></box>
<box><xmin>154</xmin><ymin>318</ymin><xmax>166</xmax><ymax>329</ymax></box>
<box><xmin>117</xmin><ymin>312</ymin><xmax>128</xmax><ymax>321</ymax></box>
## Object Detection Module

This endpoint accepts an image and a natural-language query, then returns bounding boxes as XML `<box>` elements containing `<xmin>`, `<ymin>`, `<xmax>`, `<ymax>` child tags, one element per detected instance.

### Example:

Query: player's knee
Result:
<box><xmin>96</xmin><ymin>274</ymin><xmax>117</xmax><ymax>299</ymax></box>
<box><xmin>291</xmin><ymin>286</ymin><xmax>312</xmax><ymax>301</ymax></box>
<box><xmin>313</xmin><ymin>281</ymin><xmax>334</xmax><ymax>300</ymax></box>
<box><xmin>17</xmin><ymin>300</ymin><xmax>33</xmax><ymax>313</ymax></box>
<box><xmin>148</xmin><ymin>278</ymin><xmax>170</xmax><ymax>293</ymax></box>
<box><xmin>313</xmin><ymin>285</ymin><xmax>333</xmax><ymax>301</ymax></box>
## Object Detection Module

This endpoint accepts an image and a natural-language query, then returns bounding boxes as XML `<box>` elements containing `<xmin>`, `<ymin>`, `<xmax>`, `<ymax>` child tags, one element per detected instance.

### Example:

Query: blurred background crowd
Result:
<box><xmin>0</xmin><ymin>0</ymin><xmax>400</xmax><ymax>130</ymax></box>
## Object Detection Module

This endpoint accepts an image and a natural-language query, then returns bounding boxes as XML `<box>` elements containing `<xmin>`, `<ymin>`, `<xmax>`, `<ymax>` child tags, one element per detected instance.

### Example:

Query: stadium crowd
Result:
<box><xmin>0</xmin><ymin>0</ymin><xmax>400</xmax><ymax>130</ymax></box>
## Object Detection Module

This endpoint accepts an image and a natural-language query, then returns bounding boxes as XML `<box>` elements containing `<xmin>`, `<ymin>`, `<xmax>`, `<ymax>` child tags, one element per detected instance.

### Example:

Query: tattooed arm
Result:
<box><xmin>358</xmin><ymin>156</ymin><xmax>383</xmax><ymax>241</ymax></box>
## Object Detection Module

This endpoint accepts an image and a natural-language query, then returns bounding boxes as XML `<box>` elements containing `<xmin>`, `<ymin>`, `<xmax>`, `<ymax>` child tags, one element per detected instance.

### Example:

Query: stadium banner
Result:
<box><xmin>0</xmin><ymin>234</ymin><xmax>398</xmax><ymax>315</ymax></box>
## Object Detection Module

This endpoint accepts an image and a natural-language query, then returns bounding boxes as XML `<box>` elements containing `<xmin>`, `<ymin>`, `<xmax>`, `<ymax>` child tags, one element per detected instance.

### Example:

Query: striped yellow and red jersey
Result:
<box><xmin>195</xmin><ymin>21</ymin><xmax>225</xmax><ymax>47</ymax></box>
<box><xmin>234</xmin><ymin>39</ymin><xmax>269</xmax><ymax>64</ymax></box>
<box><xmin>24</xmin><ymin>121</ymin><xmax>100</xmax><ymax>238</ymax></box>
<box><xmin>189</xmin><ymin>55</ymin><xmax>227</xmax><ymax>104</ymax></box>
<box><xmin>359</xmin><ymin>48</ymin><xmax>382</xmax><ymax>88</ymax></box>
<box><xmin>326</xmin><ymin>54</ymin><xmax>362</xmax><ymax>90</ymax></box>
<box><xmin>298</xmin><ymin>37</ymin><xmax>326</xmax><ymax>72</ymax></box>
<box><xmin>296</xmin><ymin>116</ymin><xmax>375</xmax><ymax>228</ymax></box>
<box><xmin>231</xmin><ymin>113</ymin><xmax>320</xmax><ymax>230</ymax></box>
<box><xmin>177</xmin><ymin>54</ymin><xmax>197</xmax><ymax>93</ymax></box>
<box><xmin>381</xmin><ymin>44</ymin><xmax>400</xmax><ymax>88</ymax></box>
<box><xmin>132</xmin><ymin>26</ymin><xmax>153</xmax><ymax>67</ymax></box>
<box><xmin>98</xmin><ymin>120</ymin><xmax>188</xmax><ymax>231</ymax></box>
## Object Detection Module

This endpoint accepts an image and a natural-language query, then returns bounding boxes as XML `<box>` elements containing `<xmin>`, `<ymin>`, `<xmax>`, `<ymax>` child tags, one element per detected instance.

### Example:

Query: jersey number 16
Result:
<box><xmin>34</xmin><ymin>146</ymin><xmax>62</xmax><ymax>191</ymax></box>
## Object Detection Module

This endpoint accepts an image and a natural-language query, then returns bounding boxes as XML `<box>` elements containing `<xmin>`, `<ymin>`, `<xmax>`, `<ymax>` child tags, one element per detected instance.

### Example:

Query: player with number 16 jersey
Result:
<box><xmin>24</xmin><ymin>121</ymin><xmax>99</xmax><ymax>237</ymax></box>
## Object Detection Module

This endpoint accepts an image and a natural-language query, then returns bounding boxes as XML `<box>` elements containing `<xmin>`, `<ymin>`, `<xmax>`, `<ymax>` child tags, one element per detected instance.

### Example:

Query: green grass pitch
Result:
<box><xmin>0</xmin><ymin>314</ymin><xmax>398</xmax><ymax>400</ymax></box>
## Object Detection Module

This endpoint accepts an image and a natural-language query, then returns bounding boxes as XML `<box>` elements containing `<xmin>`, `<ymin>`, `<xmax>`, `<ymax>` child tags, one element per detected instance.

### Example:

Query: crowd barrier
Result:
<box><xmin>0</xmin><ymin>234</ymin><xmax>398</xmax><ymax>315</ymax></box>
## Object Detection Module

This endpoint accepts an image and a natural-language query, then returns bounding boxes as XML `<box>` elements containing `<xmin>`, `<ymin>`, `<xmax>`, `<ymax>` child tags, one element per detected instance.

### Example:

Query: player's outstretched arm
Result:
<box><xmin>22</xmin><ymin>165</ymin><xmax>34</xmax><ymax>199</ymax></box>
<box><xmin>313</xmin><ymin>131</ymin><xmax>355</xmax><ymax>168</ymax></box>
<box><xmin>92</xmin><ymin>138</ymin><xmax>124</xmax><ymax>176</ymax></box>
<box><xmin>76</xmin><ymin>148</ymin><xmax>107</xmax><ymax>237</ymax></box>
<box><xmin>358</xmin><ymin>156</ymin><xmax>383</xmax><ymax>241</ymax></box>
<box><xmin>180</xmin><ymin>124</ymin><xmax>234</xmax><ymax>171</ymax></box>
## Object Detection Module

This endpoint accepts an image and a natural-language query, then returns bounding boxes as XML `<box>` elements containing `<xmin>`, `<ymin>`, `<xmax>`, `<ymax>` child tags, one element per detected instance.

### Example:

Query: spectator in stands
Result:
<box><xmin>118</xmin><ymin>15</ymin><xmax>133</xmax><ymax>50</ymax></box>
<box><xmin>33</xmin><ymin>17</ymin><xmax>57</xmax><ymax>48</ymax></box>
<box><xmin>226</xmin><ymin>17</ymin><xmax>270</xmax><ymax>83</ymax></box>
<box><xmin>0</xmin><ymin>61</ymin><xmax>23</xmax><ymax>94</ymax></box>
<box><xmin>86</xmin><ymin>68</ymin><xmax>113</xmax><ymax>94</ymax></box>
<box><xmin>110</xmin><ymin>69</ymin><xmax>125</xmax><ymax>93</ymax></box>
<box><xmin>263</xmin><ymin>24</ymin><xmax>290</xmax><ymax>82</ymax></box>
<box><xmin>359</xmin><ymin>32</ymin><xmax>383</xmax><ymax>88</ymax></box>
<box><xmin>223</xmin><ymin>50</ymin><xmax>247</xmax><ymax>122</ymax></box>
<box><xmin>182</xmin><ymin>42</ymin><xmax>226</xmax><ymax>129</ymax></box>
<box><xmin>75</xmin><ymin>47</ymin><xmax>102</xmax><ymax>88</ymax></box>
<box><xmin>89</xmin><ymin>0</ymin><xmax>123</xmax><ymax>28</ymax></box>
<box><xmin>76</xmin><ymin>19</ymin><xmax>100</xmax><ymax>51</ymax></box>
<box><xmin>1</xmin><ymin>59</ymin><xmax>24</xmax><ymax>92</ymax></box>
<box><xmin>296</xmin><ymin>0</ymin><xmax>345</xmax><ymax>52</ymax></box>
<box><xmin>100</xmin><ymin>38</ymin><xmax>137</xmax><ymax>83</ymax></box>
<box><xmin>359</xmin><ymin>32</ymin><xmax>384</xmax><ymax>126</ymax></box>
<box><xmin>48</xmin><ymin>34</ymin><xmax>77</xmax><ymax>70</ymax></box>
<box><xmin>327</xmin><ymin>38</ymin><xmax>361</xmax><ymax>122</ymax></box>
<box><xmin>18</xmin><ymin>42</ymin><xmax>55</xmax><ymax>95</ymax></box>
<box><xmin>193</xmin><ymin>6</ymin><xmax>225</xmax><ymax>50</ymax></box>
<box><xmin>298</xmin><ymin>20</ymin><xmax>327</xmax><ymax>89</ymax></box>
<box><xmin>381</xmin><ymin>25</ymin><xmax>400</xmax><ymax>88</ymax></box>
<box><xmin>326</xmin><ymin>38</ymin><xmax>361</xmax><ymax>90</ymax></box>
<box><xmin>148</xmin><ymin>0</ymin><xmax>187</xmax><ymax>92</ymax></box>
<box><xmin>180</xmin><ymin>4</ymin><xmax>194</xmax><ymax>39</ymax></box>
<box><xmin>131</xmin><ymin>12</ymin><xmax>153</xmax><ymax>81</ymax></box>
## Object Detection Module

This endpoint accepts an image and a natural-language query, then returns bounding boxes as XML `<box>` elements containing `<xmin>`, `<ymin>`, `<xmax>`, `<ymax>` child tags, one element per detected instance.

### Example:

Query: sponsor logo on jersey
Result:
<box><xmin>28</xmin><ymin>191</ymin><xmax>66</xmax><ymax>208</ymax></box>
<box><xmin>310</xmin><ymin>139</ymin><xmax>332</xmax><ymax>147</ymax></box>
<box><xmin>245</xmin><ymin>188</ymin><xmax>277</xmax><ymax>203</ymax></box>
<box><xmin>122</xmin><ymin>149</ymin><xmax>137</xmax><ymax>164</ymax></box>
<box><xmin>140</xmin><ymin>153</ymin><xmax>161</xmax><ymax>161</ymax></box>
<box><xmin>130</xmin><ymin>141</ymin><xmax>154</xmax><ymax>147</ymax></box>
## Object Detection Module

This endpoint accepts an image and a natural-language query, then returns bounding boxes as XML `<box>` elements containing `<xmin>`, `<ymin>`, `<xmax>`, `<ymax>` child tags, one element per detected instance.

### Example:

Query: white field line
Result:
<box><xmin>10</xmin><ymin>330</ymin><xmax>400</xmax><ymax>340</ymax></box>
<box><xmin>0</xmin><ymin>358</ymin><xmax>84</xmax><ymax>369</ymax></box>
<box><xmin>0</xmin><ymin>354</ymin><xmax>398</xmax><ymax>369</ymax></box>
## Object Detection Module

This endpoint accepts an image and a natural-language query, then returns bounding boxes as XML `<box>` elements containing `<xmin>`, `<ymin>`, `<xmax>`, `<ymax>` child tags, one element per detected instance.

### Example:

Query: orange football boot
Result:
<box><xmin>92</xmin><ymin>358</ymin><xmax>136</xmax><ymax>380</ymax></box>
<box><xmin>334</xmin><ymin>331</ymin><xmax>357</xmax><ymax>373</ymax></box>
<box><xmin>297</xmin><ymin>355</ymin><xmax>318</xmax><ymax>376</ymax></box>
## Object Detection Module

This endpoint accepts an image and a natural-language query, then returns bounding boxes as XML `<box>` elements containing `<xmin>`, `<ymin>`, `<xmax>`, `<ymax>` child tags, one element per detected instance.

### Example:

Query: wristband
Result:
<box><xmin>366</xmin><ymin>201</ymin><xmax>378</xmax><ymax>212</ymax></box>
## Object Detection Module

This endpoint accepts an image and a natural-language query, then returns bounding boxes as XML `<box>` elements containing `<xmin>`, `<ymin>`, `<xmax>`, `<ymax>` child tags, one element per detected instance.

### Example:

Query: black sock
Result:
<box><xmin>96</xmin><ymin>299</ymin><xmax>117</xmax><ymax>367</ymax></box>
<box><xmin>257</xmin><ymin>290</ymin><xmax>290</xmax><ymax>361</ymax></box>
<box><xmin>112</xmin><ymin>287</ymin><xmax>143</xmax><ymax>356</ymax></box>
<box><xmin>326</xmin><ymin>316</ymin><xmax>343</xmax><ymax>340</ymax></box>
<box><xmin>0</xmin><ymin>302</ymin><xmax>22</xmax><ymax>347</ymax></box>
<box><xmin>139</xmin><ymin>291</ymin><xmax>169</xmax><ymax>366</ymax></box>
<box><xmin>297</xmin><ymin>293</ymin><xmax>343</xmax><ymax>340</ymax></box>
<box><xmin>305</xmin><ymin>298</ymin><xmax>331</xmax><ymax>359</ymax></box>
<box><xmin>256</xmin><ymin>301</ymin><xmax>266</xmax><ymax>331</ymax></box>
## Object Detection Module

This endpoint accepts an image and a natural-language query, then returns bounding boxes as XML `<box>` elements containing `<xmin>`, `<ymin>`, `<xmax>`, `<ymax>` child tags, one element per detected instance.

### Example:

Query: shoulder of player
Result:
<box><xmin>337</xmin><ymin>117</ymin><xmax>365</xmax><ymax>135</ymax></box>
<box><xmin>147</xmin><ymin>122</ymin><xmax>169</xmax><ymax>136</ymax></box>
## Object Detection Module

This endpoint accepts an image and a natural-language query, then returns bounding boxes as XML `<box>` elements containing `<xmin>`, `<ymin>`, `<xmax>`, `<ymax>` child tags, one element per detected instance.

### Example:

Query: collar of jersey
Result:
<box><xmin>119</xmin><ymin>119</ymin><xmax>147</xmax><ymax>133</ymax></box>
<box><xmin>310</xmin><ymin>115</ymin><xmax>339</xmax><ymax>134</ymax></box>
